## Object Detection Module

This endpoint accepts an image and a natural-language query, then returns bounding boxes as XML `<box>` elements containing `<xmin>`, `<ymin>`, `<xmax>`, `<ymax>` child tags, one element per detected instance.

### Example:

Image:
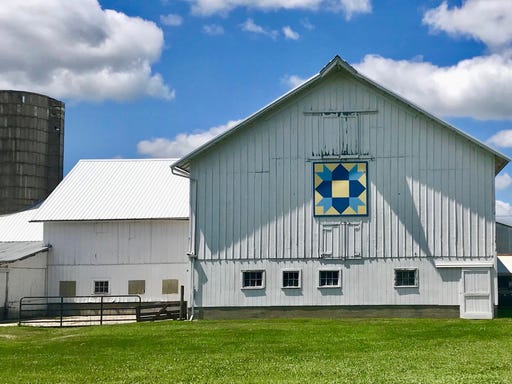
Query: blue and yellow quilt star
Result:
<box><xmin>314</xmin><ymin>162</ymin><xmax>367</xmax><ymax>216</ymax></box>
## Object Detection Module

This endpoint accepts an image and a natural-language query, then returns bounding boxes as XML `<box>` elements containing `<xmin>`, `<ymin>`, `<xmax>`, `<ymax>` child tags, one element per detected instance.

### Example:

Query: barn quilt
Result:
<box><xmin>314</xmin><ymin>162</ymin><xmax>368</xmax><ymax>216</ymax></box>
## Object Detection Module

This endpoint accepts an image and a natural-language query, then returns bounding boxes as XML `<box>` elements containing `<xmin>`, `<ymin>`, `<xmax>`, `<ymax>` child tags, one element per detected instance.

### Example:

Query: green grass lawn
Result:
<box><xmin>1</xmin><ymin>318</ymin><xmax>512</xmax><ymax>383</ymax></box>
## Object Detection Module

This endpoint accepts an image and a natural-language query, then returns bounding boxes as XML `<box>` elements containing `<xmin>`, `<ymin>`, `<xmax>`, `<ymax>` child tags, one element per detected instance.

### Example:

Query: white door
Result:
<box><xmin>460</xmin><ymin>268</ymin><xmax>493</xmax><ymax>319</ymax></box>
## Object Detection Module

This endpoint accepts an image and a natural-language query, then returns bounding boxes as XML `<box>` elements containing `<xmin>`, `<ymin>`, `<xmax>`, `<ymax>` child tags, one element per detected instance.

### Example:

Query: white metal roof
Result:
<box><xmin>0</xmin><ymin>206</ymin><xmax>43</xmax><ymax>241</ymax></box>
<box><xmin>0</xmin><ymin>241</ymin><xmax>48</xmax><ymax>264</ymax></box>
<box><xmin>32</xmin><ymin>159</ymin><xmax>189</xmax><ymax>222</ymax></box>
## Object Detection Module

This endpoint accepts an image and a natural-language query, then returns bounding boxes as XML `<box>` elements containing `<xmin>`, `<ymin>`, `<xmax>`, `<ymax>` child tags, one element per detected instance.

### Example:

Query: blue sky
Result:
<box><xmin>1</xmin><ymin>0</ymin><xmax>512</xmax><ymax>222</ymax></box>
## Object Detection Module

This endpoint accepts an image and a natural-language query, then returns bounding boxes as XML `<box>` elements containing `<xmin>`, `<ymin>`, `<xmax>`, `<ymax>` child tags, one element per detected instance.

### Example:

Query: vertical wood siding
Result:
<box><xmin>195</xmin><ymin>259</ymin><xmax>461</xmax><ymax>307</ymax></box>
<box><xmin>191</xmin><ymin>71</ymin><xmax>495</xmax><ymax>261</ymax></box>
<box><xmin>45</xmin><ymin>220</ymin><xmax>190</xmax><ymax>300</ymax></box>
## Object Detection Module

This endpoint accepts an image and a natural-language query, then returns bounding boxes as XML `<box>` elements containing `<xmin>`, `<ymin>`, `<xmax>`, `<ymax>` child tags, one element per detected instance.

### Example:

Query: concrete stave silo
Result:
<box><xmin>0</xmin><ymin>91</ymin><xmax>64</xmax><ymax>214</ymax></box>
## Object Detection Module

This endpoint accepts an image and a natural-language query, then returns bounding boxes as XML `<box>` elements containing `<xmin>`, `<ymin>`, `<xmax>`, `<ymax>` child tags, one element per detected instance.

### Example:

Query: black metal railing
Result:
<box><xmin>18</xmin><ymin>286</ymin><xmax>188</xmax><ymax>327</ymax></box>
<box><xmin>19</xmin><ymin>295</ymin><xmax>142</xmax><ymax>327</ymax></box>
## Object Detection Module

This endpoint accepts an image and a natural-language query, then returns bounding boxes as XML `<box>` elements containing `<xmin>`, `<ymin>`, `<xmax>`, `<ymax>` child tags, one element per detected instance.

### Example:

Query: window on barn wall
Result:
<box><xmin>394</xmin><ymin>269</ymin><xmax>418</xmax><ymax>287</ymax></box>
<box><xmin>282</xmin><ymin>270</ymin><xmax>301</xmax><ymax>289</ymax></box>
<box><xmin>94</xmin><ymin>280</ymin><xmax>109</xmax><ymax>295</ymax></box>
<box><xmin>128</xmin><ymin>280</ymin><xmax>145</xmax><ymax>295</ymax></box>
<box><xmin>162</xmin><ymin>279</ymin><xmax>179</xmax><ymax>294</ymax></box>
<box><xmin>59</xmin><ymin>281</ymin><xmax>76</xmax><ymax>296</ymax></box>
<box><xmin>241</xmin><ymin>270</ymin><xmax>265</xmax><ymax>289</ymax></box>
<box><xmin>318</xmin><ymin>270</ymin><xmax>341</xmax><ymax>288</ymax></box>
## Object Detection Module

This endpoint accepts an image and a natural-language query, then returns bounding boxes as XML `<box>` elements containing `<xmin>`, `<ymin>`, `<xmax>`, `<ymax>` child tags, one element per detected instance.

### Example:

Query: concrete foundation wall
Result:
<box><xmin>197</xmin><ymin>305</ymin><xmax>460</xmax><ymax>320</ymax></box>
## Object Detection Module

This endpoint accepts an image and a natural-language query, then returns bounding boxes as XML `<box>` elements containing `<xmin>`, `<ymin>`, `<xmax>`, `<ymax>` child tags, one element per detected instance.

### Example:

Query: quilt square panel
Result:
<box><xmin>314</xmin><ymin>162</ymin><xmax>368</xmax><ymax>217</ymax></box>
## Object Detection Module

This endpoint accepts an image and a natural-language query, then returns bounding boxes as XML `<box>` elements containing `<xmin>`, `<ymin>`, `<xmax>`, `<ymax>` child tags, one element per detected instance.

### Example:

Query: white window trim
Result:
<box><xmin>318</xmin><ymin>268</ymin><xmax>342</xmax><ymax>288</ymax></box>
<box><xmin>394</xmin><ymin>268</ymin><xmax>419</xmax><ymax>288</ymax></box>
<box><xmin>93</xmin><ymin>279</ymin><xmax>110</xmax><ymax>295</ymax></box>
<box><xmin>281</xmin><ymin>269</ymin><xmax>302</xmax><ymax>289</ymax></box>
<box><xmin>241</xmin><ymin>270</ymin><xmax>266</xmax><ymax>290</ymax></box>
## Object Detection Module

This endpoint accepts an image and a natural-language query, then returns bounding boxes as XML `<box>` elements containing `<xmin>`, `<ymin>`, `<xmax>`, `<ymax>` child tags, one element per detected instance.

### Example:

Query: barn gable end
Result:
<box><xmin>173</xmin><ymin>56</ymin><xmax>509</xmax><ymax>319</ymax></box>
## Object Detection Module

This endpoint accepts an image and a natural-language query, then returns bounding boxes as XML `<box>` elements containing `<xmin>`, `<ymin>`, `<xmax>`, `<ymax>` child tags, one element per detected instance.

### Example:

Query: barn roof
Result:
<box><xmin>172</xmin><ymin>55</ymin><xmax>509</xmax><ymax>175</ymax></box>
<box><xmin>0</xmin><ymin>241</ymin><xmax>48</xmax><ymax>264</ymax></box>
<box><xmin>32</xmin><ymin>159</ymin><xmax>189</xmax><ymax>222</ymax></box>
<box><xmin>0</xmin><ymin>205</ymin><xmax>43</xmax><ymax>241</ymax></box>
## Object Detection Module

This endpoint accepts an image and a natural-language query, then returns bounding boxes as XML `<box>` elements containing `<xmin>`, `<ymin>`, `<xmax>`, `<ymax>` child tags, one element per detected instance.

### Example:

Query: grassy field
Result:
<box><xmin>1</xmin><ymin>318</ymin><xmax>512</xmax><ymax>383</ymax></box>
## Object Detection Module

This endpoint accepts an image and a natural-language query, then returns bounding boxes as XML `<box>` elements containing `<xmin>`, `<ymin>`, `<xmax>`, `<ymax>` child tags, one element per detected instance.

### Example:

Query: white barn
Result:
<box><xmin>32</xmin><ymin>159</ymin><xmax>190</xmax><ymax>302</ymax></box>
<box><xmin>0</xmin><ymin>206</ymin><xmax>47</xmax><ymax>319</ymax></box>
<box><xmin>173</xmin><ymin>56</ymin><xmax>510</xmax><ymax>320</ymax></box>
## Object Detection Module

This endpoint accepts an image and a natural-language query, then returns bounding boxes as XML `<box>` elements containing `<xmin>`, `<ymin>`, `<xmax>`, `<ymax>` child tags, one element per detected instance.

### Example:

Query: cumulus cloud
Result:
<box><xmin>282</xmin><ymin>26</ymin><xmax>300</xmax><ymax>40</ymax></box>
<box><xmin>496</xmin><ymin>173</ymin><xmax>512</xmax><ymax>190</ymax></box>
<box><xmin>496</xmin><ymin>200</ymin><xmax>512</xmax><ymax>224</ymax></box>
<box><xmin>0</xmin><ymin>0</ymin><xmax>173</xmax><ymax>102</ymax></box>
<box><xmin>137</xmin><ymin>120</ymin><xmax>242</xmax><ymax>158</ymax></box>
<box><xmin>353</xmin><ymin>54</ymin><xmax>512</xmax><ymax>120</ymax></box>
<box><xmin>160</xmin><ymin>13</ymin><xmax>183</xmax><ymax>26</ymax></box>
<box><xmin>203</xmin><ymin>24</ymin><xmax>225</xmax><ymax>35</ymax></box>
<box><xmin>338</xmin><ymin>0</ymin><xmax>371</xmax><ymax>20</ymax></box>
<box><xmin>487</xmin><ymin>130</ymin><xmax>512</xmax><ymax>148</ymax></box>
<box><xmin>188</xmin><ymin>0</ymin><xmax>371</xmax><ymax>19</ymax></box>
<box><xmin>240</xmin><ymin>18</ymin><xmax>278</xmax><ymax>39</ymax></box>
<box><xmin>281</xmin><ymin>74</ymin><xmax>308</xmax><ymax>89</ymax></box>
<box><xmin>423</xmin><ymin>0</ymin><xmax>512</xmax><ymax>51</ymax></box>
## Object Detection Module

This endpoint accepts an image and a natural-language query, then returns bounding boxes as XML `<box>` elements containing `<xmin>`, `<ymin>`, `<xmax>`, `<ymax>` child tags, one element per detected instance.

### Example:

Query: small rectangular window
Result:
<box><xmin>128</xmin><ymin>280</ymin><xmax>145</xmax><ymax>295</ymax></box>
<box><xmin>319</xmin><ymin>270</ymin><xmax>341</xmax><ymax>288</ymax></box>
<box><xmin>162</xmin><ymin>279</ymin><xmax>179</xmax><ymax>294</ymax></box>
<box><xmin>59</xmin><ymin>281</ymin><xmax>76</xmax><ymax>296</ymax></box>
<box><xmin>94</xmin><ymin>280</ymin><xmax>109</xmax><ymax>295</ymax></box>
<box><xmin>394</xmin><ymin>269</ymin><xmax>418</xmax><ymax>287</ymax></box>
<box><xmin>242</xmin><ymin>270</ymin><xmax>265</xmax><ymax>289</ymax></box>
<box><xmin>282</xmin><ymin>270</ymin><xmax>301</xmax><ymax>289</ymax></box>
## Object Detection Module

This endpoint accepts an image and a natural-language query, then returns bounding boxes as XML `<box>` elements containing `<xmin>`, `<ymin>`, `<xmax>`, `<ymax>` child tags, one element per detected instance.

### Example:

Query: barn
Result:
<box><xmin>32</xmin><ymin>159</ymin><xmax>190</xmax><ymax>302</ymax></box>
<box><xmin>172</xmin><ymin>56</ymin><xmax>509</xmax><ymax>320</ymax></box>
<box><xmin>496</xmin><ymin>221</ymin><xmax>512</xmax><ymax>307</ymax></box>
<box><xmin>0</xmin><ymin>205</ymin><xmax>47</xmax><ymax>319</ymax></box>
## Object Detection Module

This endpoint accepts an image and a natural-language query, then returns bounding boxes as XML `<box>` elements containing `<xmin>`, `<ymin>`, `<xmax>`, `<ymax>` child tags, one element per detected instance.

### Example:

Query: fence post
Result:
<box><xmin>60</xmin><ymin>296</ymin><xmax>63</xmax><ymax>327</ymax></box>
<box><xmin>18</xmin><ymin>298</ymin><xmax>23</xmax><ymax>326</ymax></box>
<box><xmin>179</xmin><ymin>285</ymin><xmax>185</xmax><ymax>320</ymax></box>
<box><xmin>100</xmin><ymin>296</ymin><xmax>104</xmax><ymax>325</ymax></box>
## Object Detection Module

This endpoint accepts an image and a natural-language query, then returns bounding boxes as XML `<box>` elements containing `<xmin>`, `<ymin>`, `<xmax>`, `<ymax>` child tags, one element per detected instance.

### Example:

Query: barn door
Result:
<box><xmin>320</xmin><ymin>223</ymin><xmax>361</xmax><ymax>259</ymax></box>
<box><xmin>460</xmin><ymin>268</ymin><xmax>493</xmax><ymax>319</ymax></box>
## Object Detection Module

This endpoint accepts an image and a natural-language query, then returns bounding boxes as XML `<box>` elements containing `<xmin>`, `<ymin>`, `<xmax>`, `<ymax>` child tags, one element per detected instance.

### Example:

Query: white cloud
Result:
<box><xmin>160</xmin><ymin>13</ymin><xmax>183</xmax><ymax>26</ymax></box>
<box><xmin>487</xmin><ymin>130</ymin><xmax>512</xmax><ymax>148</ymax></box>
<box><xmin>137</xmin><ymin>120</ymin><xmax>242</xmax><ymax>158</ymax></box>
<box><xmin>281</xmin><ymin>74</ymin><xmax>308</xmax><ymax>89</ymax></box>
<box><xmin>240</xmin><ymin>18</ymin><xmax>278</xmax><ymax>39</ymax></box>
<box><xmin>339</xmin><ymin>0</ymin><xmax>371</xmax><ymax>20</ymax></box>
<box><xmin>282</xmin><ymin>26</ymin><xmax>300</xmax><ymax>40</ymax></box>
<box><xmin>496</xmin><ymin>173</ymin><xmax>512</xmax><ymax>190</ymax></box>
<box><xmin>423</xmin><ymin>0</ymin><xmax>512</xmax><ymax>51</ymax></box>
<box><xmin>188</xmin><ymin>0</ymin><xmax>371</xmax><ymax>19</ymax></box>
<box><xmin>496</xmin><ymin>200</ymin><xmax>512</xmax><ymax>225</ymax></box>
<box><xmin>300</xmin><ymin>18</ymin><xmax>315</xmax><ymax>30</ymax></box>
<box><xmin>352</xmin><ymin>1</ymin><xmax>512</xmax><ymax>120</ymax></box>
<box><xmin>353</xmin><ymin>53</ymin><xmax>512</xmax><ymax>120</ymax></box>
<box><xmin>0</xmin><ymin>0</ymin><xmax>173</xmax><ymax>101</ymax></box>
<box><xmin>203</xmin><ymin>24</ymin><xmax>225</xmax><ymax>35</ymax></box>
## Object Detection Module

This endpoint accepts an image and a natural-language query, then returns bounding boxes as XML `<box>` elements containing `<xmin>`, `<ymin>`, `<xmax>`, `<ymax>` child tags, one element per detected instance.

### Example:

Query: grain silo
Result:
<box><xmin>0</xmin><ymin>91</ymin><xmax>64</xmax><ymax>215</ymax></box>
